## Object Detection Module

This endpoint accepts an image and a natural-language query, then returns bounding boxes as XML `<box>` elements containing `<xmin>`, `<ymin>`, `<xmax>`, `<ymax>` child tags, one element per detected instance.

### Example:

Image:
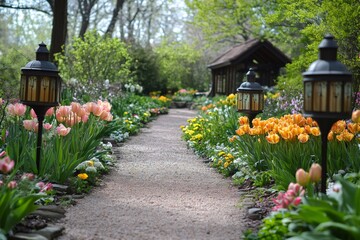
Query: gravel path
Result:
<box><xmin>57</xmin><ymin>108</ymin><xmax>246</xmax><ymax>240</ymax></box>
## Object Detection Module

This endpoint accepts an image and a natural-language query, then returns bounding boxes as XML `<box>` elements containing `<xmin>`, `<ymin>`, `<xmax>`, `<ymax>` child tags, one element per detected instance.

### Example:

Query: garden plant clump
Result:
<box><xmin>0</xmin><ymin>85</ymin><xmax>170</xmax><ymax>237</ymax></box>
<box><xmin>182</xmin><ymin>91</ymin><xmax>360</xmax><ymax>239</ymax></box>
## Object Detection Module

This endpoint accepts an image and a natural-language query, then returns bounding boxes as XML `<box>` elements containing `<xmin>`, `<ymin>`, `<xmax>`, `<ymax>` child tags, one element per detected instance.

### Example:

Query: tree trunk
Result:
<box><xmin>78</xmin><ymin>0</ymin><xmax>98</xmax><ymax>38</ymax></box>
<box><xmin>105</xmin><ymin>0</ymin><xmax>126</xmax><ymax>37</ymax></box>
<box><xmin>50</xmin><ymin>0</ymin><xmax>67</xmax><ymax>62</ymax></box>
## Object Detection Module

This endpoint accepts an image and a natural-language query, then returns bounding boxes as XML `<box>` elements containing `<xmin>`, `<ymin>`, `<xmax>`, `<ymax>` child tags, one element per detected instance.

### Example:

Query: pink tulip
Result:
<box><xmin>92</xmin><ymin>104</ymin><xmax>102</xmax><ymax>116</ymax></box>
<box><xmin>43</xmin><ymin>123</ymin><xmax>53</xmax><ymax>131</ymax></box>
<box><xmin>81</xmin><ymin>114</ymin><xmax>89</xmax><ymax>123</ymax></box>
<box><xmin>41</xmin><ymin>183</ymin><xmax>53</xmax><ymax>192</ymax></box>
<box><xmin>71</xmin><ymin>102</ymin><xmax>81</xmax><ymax>114</ymax></box>
<box><xmin>7</xmin><ymin>180</ymin><xmax>17</xmax><ymax>189</ymax></box>
<box><xmin>293</xmin><ymin>197</ymin><xmax>302</xmax><ymax>206</ymax></box>
<box><xmin>21</xmin><ymin>173</ymin><xmax>35</xmax><ymax>181</ymax></box>
<box><xmin>23</xmin><ymin>119</ymin><xmax>37</xmax><ymax>131</ymax></box>
<box><xmin>56</xmin><ymin>106</ymin><xmax>70</xmax><ymax>122</ymax></box>
<box><xmin>36</xmin><ymin>181</ymin><xmax>44</xmax><ymax>188</ymax></box>
<box><xmin>0</xmin><ymin>151</ymin><xmax>6</xmax><ymax>158</ymax></box>
<box><xmin>76</xmin><ymin>107</ymin><xmax>87</xmax><ymax>117</ymax></box>
<box><xmin>7</xmin><ymin>103</ymin><xmax>26</xmax><ymax>116</ymax></box>
<box><xmin>45</xmin><ymin>107</ymin><xmax>54</xmax><ymax>116</ymax></box>
<box><xmin>97</xmin><ymin>100</ymin><xmax>111</xmax><ymax>112</ymax></box>
<box><xmin>0</xmin><ymin>156</ymin><xmax>15</xmax><ymax>173</ymax></box>
<box><xmin>56</xmin><ymin>124</ymin><xmax>71</xmax><ymax>136</ymax></box>
<box><xmin>83</xmin><ymin>102</ymin><xmax>95</xmax><ymax>113</ymax></box>
<box><xmin>30</xmin><ymin>109</ymin><xmax>37</xmax><ymax>118</ymax></box>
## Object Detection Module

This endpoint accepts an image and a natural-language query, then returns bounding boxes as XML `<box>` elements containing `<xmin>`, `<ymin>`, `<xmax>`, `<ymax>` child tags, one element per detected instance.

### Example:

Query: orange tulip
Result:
<box><xmin>235</xmin><ymin>128</ymin><xmax>246</xmax><ymax>136</ymax></box>
<box><xmin>266</xmin><ymin>133</ymin><xmax>280</xmax><ymax>144</ymax></box>
<box><xmin>279</xmin><ymin>127</ymin><xmax>294</xmax><ymax>140</ymax></box>
<box><xmin>347</xmin><ymin>122</ymin><xmax>358</xmax><ymax>134</ymax></box>
<box><xmin>298</xmin><ymin>133</ymin><xmax>309</xmax><ymax>143</ymax></box>
<box><xmin>328</xmin><ymin>131</ymin><xmax>334</xmax><ymax>141</ymax></box>
<box><xmin>309</xmin><ymin>127</ymin><xmax>320</xmax><ymax>136</ymax></box>
<box><xmin>238</xmin><ymin>116</ymin><xmax>249</xmax><ymax>125</ymax></box>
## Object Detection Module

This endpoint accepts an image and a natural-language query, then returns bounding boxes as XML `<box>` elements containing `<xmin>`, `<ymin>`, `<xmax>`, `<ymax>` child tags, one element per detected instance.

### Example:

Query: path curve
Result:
<box><xmin>57</xmin><ymin>109</ymin><xmax>245</xmax><ymax>240</ymax></box>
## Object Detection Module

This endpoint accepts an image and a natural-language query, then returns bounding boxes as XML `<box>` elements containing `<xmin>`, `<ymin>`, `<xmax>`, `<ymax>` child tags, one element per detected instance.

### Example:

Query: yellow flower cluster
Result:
<box><xmin>218</xmin><ymin>94</ymin><xmax>236</xmax><ymax>106</ymax></box>
<box><xmin>157</xmin><ymin>95</ymin><xmax>172</xmax><ymax>103</ymax></box>
<box><xmin>216</xmin><ymin>151</ymin><xmax>235</xmax><ymax>168</ymax></box>
<box><xmin>181</xmin><ymin>117</ymin><xmax>205</xmax><ymax>142</ymax></box>
<box><xmin>235</xmin><ymin>114</ymin><xmax>320</xmax><ymax>144</ymax></box>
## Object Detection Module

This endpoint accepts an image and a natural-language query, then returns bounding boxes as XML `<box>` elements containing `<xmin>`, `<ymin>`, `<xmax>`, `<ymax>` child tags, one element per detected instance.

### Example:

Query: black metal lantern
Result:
<box><xmin>236</xmin><ymin>68</ymin><xmax>264</xmax><ymax>124</ymax></box>
<box><xmin>20</xmin><ymin>43</ymin><xmax>62</xmax><ymax>174</ymax></box>
<box><xmin>302</xmin><ymin>34</ymin><xmax>352</xmax><ymax>193</ymax></box>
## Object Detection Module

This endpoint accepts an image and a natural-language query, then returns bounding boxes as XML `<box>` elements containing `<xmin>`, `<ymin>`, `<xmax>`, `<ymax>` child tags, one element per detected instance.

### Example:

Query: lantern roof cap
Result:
<box><xmin>303</xmin><ymin>34</ymin><xmax>350</xmax><ymax>77</ymax></box>
<box><xmin>21</xmin><ymin>42</ymin><xmax>58</xmax><ymax>72</ymax></box>
<box><xmin>237</xmin><ymin>81</ymin><xmax>263</xmax><ymax>91</ymax></box>
<box><xmin>237</xmin><ymin>68</ymin><xmax>263</xmax><ymax>91</ymax></box>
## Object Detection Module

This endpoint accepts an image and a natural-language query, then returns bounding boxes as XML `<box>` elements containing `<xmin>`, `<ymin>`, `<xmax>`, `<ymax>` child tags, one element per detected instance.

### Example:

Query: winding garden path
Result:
<box><xmin>57</xmin><ymin>108</ymin><xmax>246</xmax><ymax>240</ymax></box>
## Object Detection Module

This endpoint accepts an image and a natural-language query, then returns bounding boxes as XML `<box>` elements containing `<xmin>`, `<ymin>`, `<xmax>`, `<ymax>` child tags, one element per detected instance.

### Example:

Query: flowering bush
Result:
<box><xmin>261</xmin><ymin>89</ymin><xmax>303</xmax><ymax>118</ymax></box>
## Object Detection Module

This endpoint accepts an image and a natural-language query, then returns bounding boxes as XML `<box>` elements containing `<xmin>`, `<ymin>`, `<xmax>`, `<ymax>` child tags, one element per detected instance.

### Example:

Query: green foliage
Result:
<box><xmin>185</xmin><ymin>0</ymin><xmax>261</xmax><ymax>47</ymax></box>
<box><xmin>249</xmin><ymin>177</ymin><xmax>360</xmax><ymax>239</ymax></box>
<box><xmin>127</xmin><ymin>44</ymin><xmax>165</xmax><ymax>95</ymax></box>
<box><xmin>0</xmin><ymin>44</ymin><xmax>30</xmax><ymax>99</ymax></box>
<box><xmin>55</xmin><ymin>31</ymin><xmax>133</xmax><ymax>99</ymax></box>
<box><xmin>0</xmin><ymin>187</ymin><xmax>43</xmax><ymax>235</ymax></box>
<box><xmin>155</xmin><ymin>39</ymin><xmax>209</xmax><ymax>91</ymax></box>
<box><xmin>260</xmin><ymin>0</ymin><xmax>360</xmax><ymax>91</ymax></box>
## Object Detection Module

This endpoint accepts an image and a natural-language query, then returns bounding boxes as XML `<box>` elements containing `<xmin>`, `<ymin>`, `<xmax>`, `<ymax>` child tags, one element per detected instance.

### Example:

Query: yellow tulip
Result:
<box><xmin>295</xmin><ymin>168</ymin><xmax>310</xmax><ymax>187</ymax></box>
<box><xmin>309</xmin><ymin>163</ymin><xmax>321</xmax><ymax>183</ymax></box>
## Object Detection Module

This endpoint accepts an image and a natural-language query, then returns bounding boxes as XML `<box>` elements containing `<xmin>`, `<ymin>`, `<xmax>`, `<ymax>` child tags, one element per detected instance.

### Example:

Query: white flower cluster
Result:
<box><xmin>124</xmin><ymin>83</ymin><xmax>143</xmax><ymax>93</ymax></box>
<box><xmin>75</xmin><ymin>157</ymin><xmax>105</xmax><ymax>174</ymax></box>
<box><xmin>99</xmin><ymin>141</ymin><xmax>113</xmax><ymax>151</ymax></box>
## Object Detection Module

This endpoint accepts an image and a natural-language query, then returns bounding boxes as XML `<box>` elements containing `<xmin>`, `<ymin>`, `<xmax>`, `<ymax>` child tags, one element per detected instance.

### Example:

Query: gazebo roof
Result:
<box><xmin>208</xmin><ymin>38</ymin><xmax>291</xmax><ymax>69</ymax></box>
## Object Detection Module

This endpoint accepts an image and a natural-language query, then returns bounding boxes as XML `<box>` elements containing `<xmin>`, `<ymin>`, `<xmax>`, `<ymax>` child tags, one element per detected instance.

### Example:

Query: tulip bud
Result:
<box><xmin>309</xmin><ymin>163</ymin><xmax>322</xmax><ymax>183</ymax></box>
<box><xmin>352</xmin><ymin>110</ymin><xmax>360</xmax><ymax>123</ymax></box>
<box><xmin>295</xmin><ymin>168</ymin><xmax>310</xmax><ymax>187</ymax></box>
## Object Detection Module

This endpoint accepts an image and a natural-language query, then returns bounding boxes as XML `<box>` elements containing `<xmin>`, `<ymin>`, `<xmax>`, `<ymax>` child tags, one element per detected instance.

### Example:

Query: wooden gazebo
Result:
<box><xmin>208</xmin><ymin>38</ymin><xmax>291</xmax><ymax>96</ymax></box>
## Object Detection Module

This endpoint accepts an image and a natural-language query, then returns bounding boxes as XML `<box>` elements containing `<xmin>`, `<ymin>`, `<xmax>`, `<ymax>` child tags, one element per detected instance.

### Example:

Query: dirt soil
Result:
<box><xmin>56</xmin><ymin>108</ymin><xmax>249</xmax><ymax>240</ymax></box>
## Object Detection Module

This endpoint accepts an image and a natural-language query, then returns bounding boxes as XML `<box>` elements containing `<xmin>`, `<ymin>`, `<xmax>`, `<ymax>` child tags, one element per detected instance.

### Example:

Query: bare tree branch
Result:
<box><xmin>0</xmin><ymin>3</ymin><xmax>52</xmax><ymax>16</ymax></box>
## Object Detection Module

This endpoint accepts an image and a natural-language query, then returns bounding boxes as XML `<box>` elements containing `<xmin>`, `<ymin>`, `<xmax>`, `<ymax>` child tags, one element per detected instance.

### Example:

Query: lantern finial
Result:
<box><xmin>36</xmin><ymin>42</ymin><xmax>50</xmax><ymax>61</ymax></box>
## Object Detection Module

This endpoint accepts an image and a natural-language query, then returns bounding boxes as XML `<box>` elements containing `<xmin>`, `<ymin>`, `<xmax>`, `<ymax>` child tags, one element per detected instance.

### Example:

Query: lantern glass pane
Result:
<box><xmin>252</xmin><ymin>93</ymin><xmax>259</xmax><ymax>111</ymax></box>
<box><xmin>20</xmin><ymin>75</ymin><xmax>26</xmax><ymax>100</ymax></box>
<box><xmin>40</xmin><ymin>77</ymin><xmax>50</xmax><ymax>102</ymax></box>
<box><xmin>313</xmin><ymin>81</ymin><xmax>327</xmax><ymax>111</ymax></box>
<box><xmin>259</xmin><ymin>94</ymin><xmax>264</xmax><ymax>111</ymax></box>
<box><xmin>304</xmin><ymin>82</ymin><xmax>313</xmax><ymax>111</ymax></box>
<box><xmin>329</xmin><ymin>81</ymin><xmax>342</xmax><ymax>112</ymax></box>
<box><xmin>237</xmin><ymin>92</ymin><xmax>243</xmax><ymax>111</ymax></box>
<box><xmin>344</xmin><ymin>82</ymin><xmax>352</xmax><ymax>112</ymax></box>
<box><xmin>27</xmin><ymin>76</ymin><xmax>37</xmax><ymax>101</ymax></box>
<box><xmin>56</xmin><ymin>79</ymin><xmax>61</xmax><ymax>102</ymax></box>
<box><xmin>243</xmin><ymin>93</ymin><xmax>250</xmax><ymax>110</ymax></box>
